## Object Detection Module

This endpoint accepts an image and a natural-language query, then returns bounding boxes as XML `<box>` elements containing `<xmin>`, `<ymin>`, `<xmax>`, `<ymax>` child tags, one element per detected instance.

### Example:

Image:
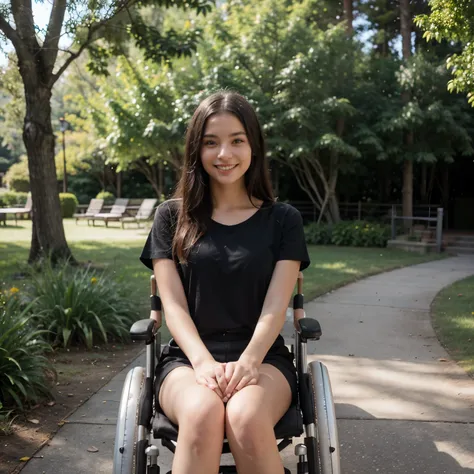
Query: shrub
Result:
<box><xmin>96</xmin><ymin>190</ymin><xmax>115</xmax><ymax>204</ymax></box>
<box><xmin>304</xmin><ymin>222</ymin><xmax>332</xmax><ymax>245</ymax></box>
<box><xmin>4</xmin><ymin>157</ymin><xmax>29</xmax><ymax>192</ymax></box>
<box><xmin>59</xmin><ymin>192</ymin><xmax>79</xmax><ymax>218</ymax></box>
<box><xmin>0</xmin><ymin>191</ymin><xmax>28</xmax><ymax>207</ymax></box>
<box><xmin>28</xmin><ymin>261</ymin><xmax>137</xmax><ymax>349</ymax></box>
<box><xmin>304</xmin><ymin>220</ymin><xmax>390</xmax><ymax>248</ymax></box>
<box><xmin>0</xmin><ymin>290</ymin><xmax>54</xmax><ymax>411</ymax></box>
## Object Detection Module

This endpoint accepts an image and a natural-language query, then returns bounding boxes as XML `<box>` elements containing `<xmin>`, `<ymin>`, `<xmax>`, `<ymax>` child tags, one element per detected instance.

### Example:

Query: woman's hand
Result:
<box><xmin>223</xmin><ymin>355</ymin><xmax>260</xmax><ymax>402</ymax></box>
<box><xmin>193</xmin><ymin>359</ymin><xmax>227</xmax><ymax>400</ymax></box>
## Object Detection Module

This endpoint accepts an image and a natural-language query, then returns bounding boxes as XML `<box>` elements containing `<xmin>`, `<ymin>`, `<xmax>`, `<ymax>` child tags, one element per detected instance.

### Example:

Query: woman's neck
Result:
<box><xmin>210</xmin><ymin>182</ymin><xmax>255</xmax><ymax>211</ymax></box>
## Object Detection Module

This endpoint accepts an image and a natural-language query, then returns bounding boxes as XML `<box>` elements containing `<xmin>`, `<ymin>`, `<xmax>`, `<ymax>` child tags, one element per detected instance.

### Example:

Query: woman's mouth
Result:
<box><xmin>215</xmin><ymin>164</ymin><xmax>238</xmax><ymax>171</ymax></box>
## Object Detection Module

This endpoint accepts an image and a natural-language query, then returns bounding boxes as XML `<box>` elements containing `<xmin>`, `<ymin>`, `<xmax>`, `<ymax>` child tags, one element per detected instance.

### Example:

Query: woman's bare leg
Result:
<box><xmin>224</xmin><ymin>364</ymin><xmax>292</xmax><ymax>474</ymax></box>
<box><xmin>159</xmin><ymin>366</ymin><xmax>225</xmax><ymax>474</ymax></box>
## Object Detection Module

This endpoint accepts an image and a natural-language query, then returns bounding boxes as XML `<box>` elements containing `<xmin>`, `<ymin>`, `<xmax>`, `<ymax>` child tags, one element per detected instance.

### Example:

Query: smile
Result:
<box><xmin>215</xmin><ymin>164</ymin><xmax>238</xmax><ymax>171</ymax></box>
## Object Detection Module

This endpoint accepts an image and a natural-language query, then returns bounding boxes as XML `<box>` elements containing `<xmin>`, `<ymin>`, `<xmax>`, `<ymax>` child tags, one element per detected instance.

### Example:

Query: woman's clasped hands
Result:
<box><xmin>194</xmin><ymin>356</ymin><xmax>260</xmax><ymax>403</ymax></box>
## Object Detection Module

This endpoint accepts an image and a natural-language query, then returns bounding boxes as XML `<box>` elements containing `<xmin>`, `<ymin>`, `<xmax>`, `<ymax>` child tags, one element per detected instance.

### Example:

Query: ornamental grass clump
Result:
<box><xmin>0</xmin><ymin>289</ymin><xmax>54</xmax><ymax>411</ymax></box>
<box><xmin>27</xmin><ymin>261</ymin><xmax>137</xmax><ymax>349</ymax></box>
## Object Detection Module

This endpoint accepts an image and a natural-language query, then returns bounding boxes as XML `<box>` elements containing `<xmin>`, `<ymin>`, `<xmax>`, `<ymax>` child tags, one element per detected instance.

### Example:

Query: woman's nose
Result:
<box><xmin>217</xmin><ymin>144</ymin><xmax>232</xmax><ymax>159</ymax></box>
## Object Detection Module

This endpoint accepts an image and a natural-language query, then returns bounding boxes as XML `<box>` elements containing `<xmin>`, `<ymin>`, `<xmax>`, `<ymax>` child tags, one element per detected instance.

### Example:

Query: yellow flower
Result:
<box><xmin>90</xmin><ymin>277</ymin><xmax>98</xmax><ymax>285</ymax></box>
<box><xmin>10</xmin><ymin>287</ymin><xmax>19</xmax><ymax>294</ymax></box>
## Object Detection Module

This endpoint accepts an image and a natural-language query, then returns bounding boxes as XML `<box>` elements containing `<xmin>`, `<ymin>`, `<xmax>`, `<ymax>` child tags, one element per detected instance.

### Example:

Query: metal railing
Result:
<box><xmin>288</xmin><ymin>200</ymin><xmax>443</xmax><ymax>224</ymax></box>
<box><xmin>390</xmin><ymin>205</ymin><xmax>444</xmax><ymax>253</ymax></box>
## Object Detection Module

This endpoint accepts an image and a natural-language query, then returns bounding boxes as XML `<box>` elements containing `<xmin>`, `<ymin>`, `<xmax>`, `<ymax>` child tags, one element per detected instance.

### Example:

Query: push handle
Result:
<box><xmin>293</xmin><ymin>272</ymin><xmax>305</xmax><ymax>327</ymax></box>
<box><xmin>150</xmin><ymin>275</ymin><xmax>162</xmax><ymax>328</ymax></box>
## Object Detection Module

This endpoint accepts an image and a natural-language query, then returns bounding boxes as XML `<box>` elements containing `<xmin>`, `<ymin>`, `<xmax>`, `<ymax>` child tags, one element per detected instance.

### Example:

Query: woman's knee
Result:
<box><xmin>225</xmin><ymin>395</ymin><xmax>272</xmax><ymax>450</ymax></box>
<box><xmin>177</xmin><ymin>389</ymin><xmax>225</xmax><ymax>443</ymax></box>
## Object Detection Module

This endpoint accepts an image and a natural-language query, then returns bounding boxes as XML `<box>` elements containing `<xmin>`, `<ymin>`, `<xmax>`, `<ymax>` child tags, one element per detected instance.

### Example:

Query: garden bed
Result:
<box><xmin>0</xmin><ymin>342</ymin><xmax>143</xmax><ymax>474</ymax></box>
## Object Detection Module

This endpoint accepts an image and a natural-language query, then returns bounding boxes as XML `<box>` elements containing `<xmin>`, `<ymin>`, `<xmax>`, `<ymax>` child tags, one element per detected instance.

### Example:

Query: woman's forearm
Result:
<box><xmin>241</xmin><ymin>310</ymin><xmax>286</xmax><ymax>365</ymax></box>
<box><xmin>164</xmin><ymin>302</ymin><xmax>214</xmax><ymax>367</ymax></box>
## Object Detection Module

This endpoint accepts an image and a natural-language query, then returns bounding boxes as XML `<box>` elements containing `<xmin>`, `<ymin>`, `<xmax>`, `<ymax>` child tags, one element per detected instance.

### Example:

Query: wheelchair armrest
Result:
<box><xmin>130</xmin><ymin>319</ymin><xmax>156</xmax><ymax>341</ymax></box>
<box><xmin>295</xmin><ymin>317</ymin><xmax>322</xmax><ymax>341</ymax></box>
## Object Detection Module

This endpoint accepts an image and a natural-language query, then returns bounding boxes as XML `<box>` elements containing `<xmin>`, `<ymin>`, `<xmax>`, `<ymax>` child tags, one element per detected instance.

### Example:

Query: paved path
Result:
<box><xmin>20</xmin><ymin>256</ymin><xmax>474</xmax><ymax>474</ymax></box>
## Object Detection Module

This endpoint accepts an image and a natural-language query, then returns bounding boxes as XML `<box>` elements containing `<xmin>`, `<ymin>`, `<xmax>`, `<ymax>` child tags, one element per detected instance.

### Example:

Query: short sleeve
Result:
<box><xmin>277</xmin><ymin>205</ymin><xmax>311</xmax><ymax>271</ymax></box>
<box><xmin>139</xmin><ymin>201</ymin><xmax>176</xmax><ymax>270</ymax></box>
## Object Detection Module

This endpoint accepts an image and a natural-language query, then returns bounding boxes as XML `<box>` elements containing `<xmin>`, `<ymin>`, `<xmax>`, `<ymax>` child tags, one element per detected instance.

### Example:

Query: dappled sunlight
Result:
<box><xmin>313</xmin><ymin>261</ymin><xmax>360</xmax><ymax>275</ymax></box>
<box><xmin>434</xmin><ymin>441</ymin><xmax>474</xmax><ymax>469</ymax></box>
<box><xmin>308</xmin><ymin>354</ymin><xmax>474</xmax><ymax>422</ymax></box>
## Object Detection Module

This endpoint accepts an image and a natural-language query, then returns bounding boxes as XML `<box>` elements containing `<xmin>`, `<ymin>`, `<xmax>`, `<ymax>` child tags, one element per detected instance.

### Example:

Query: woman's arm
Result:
<box><xmin>153</xmin><ymin>258</ymin><xmax>228</xmax><ymax>398</ymax></box>
<box><xmin>223</xmin><ymin>260</ymin><xmax>300</xmax><ymax>397</ymax></box>
<box><xmin>241</xmin><ymin>259</ymin><xmax>300</xmax><ymax>364</ymax></box>
<box><xmin>152</xmin><ymin>258</ymin><xmax>213</xmax><ymax>367</ymax></box>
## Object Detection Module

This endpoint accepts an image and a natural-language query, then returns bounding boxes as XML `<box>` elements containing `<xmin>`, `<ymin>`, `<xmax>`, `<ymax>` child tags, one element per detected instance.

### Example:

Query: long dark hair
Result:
<box><xmin>172</xmin><ymin>91</ymin><xmax>274</xmax><ymax>263</ymax></box>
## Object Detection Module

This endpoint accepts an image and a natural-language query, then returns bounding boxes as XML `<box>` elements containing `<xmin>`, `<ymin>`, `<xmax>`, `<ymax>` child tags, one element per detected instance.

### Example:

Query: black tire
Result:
<box><xmin>113</xmin><ymin>366</ymin><xmax>147</xmax><ymax>474</ymax></box>
<box><xmin>307</xmin><ymin>361</ymin><xmax>341</xmax><ymax>474</ymax></box>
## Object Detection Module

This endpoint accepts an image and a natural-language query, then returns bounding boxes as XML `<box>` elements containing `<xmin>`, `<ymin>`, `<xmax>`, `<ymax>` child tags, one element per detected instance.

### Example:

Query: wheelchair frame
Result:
<box><xmin>113</xmin><ymin>274</ymin><xmax>340</xmax><ymax>474</ymax></box>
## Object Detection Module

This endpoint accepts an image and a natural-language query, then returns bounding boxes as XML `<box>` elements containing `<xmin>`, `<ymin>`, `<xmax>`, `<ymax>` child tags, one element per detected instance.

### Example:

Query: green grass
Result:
<box><xmin>0</xmin><ymin>219</ymin><xmax>445</xmax><ymax>342</ymax></box>
<box><xmin>431</xmin><ymin>276</ymin><xmax>474</xmax><ymax>376</ymax></box>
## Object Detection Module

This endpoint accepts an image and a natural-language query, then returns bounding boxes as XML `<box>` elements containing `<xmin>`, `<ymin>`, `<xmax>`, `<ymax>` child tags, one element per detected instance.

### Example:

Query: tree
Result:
<box><xmin>415</xmin><ymin>0</ymin><xmax>474</xmax><ymax>105</ymax></box>
<box><xmin>400</xmin><ymin>0</ymin><xmax>414</xmax><ymax>221</ymax></box>
<box><xmin>0</xmin><ymin>0</ymin><xmax>212</xmax><ymax>263</ymax></box>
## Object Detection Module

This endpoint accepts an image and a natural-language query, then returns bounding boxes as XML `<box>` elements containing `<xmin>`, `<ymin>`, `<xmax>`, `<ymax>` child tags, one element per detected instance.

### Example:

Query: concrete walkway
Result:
<box><xmin>20</xmin><ymin>256</ymin><xmax>474</xmax><ymax>474</ymax></box>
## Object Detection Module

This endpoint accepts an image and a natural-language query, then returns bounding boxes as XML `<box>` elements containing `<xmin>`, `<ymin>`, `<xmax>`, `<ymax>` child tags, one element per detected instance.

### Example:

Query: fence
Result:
<box><xmin>289</xmin><ymin>200</ymin><xmax>444</xmax><ymax>224</ymax></box>
<box><xmin>390</xmin><ymin>205</ymin><xmax>444</xmax><ymax>253</ymax></box>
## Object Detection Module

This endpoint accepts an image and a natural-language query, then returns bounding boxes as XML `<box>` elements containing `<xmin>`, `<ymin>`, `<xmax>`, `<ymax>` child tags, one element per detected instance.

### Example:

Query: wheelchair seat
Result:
<box><xmin>153</xmin><ymin>402</ymin><xmax>304</xmax><ymax>453</ymax></box>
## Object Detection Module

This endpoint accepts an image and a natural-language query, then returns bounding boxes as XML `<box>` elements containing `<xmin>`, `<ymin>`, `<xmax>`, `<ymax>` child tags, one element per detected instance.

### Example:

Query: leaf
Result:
<box><xmin>87</xmin><ymin>446</ymin><xmax>99</xmax><ymax>453</ymax></box>
<box><xmin>19</xmin><ymin>457</ymin><xmax>30</xmax><ymax>462</ymax></box>
<box><xmin>28</xmin><ymin>419</ymin><xmax>40</xmax><ymax>424</ymax></box>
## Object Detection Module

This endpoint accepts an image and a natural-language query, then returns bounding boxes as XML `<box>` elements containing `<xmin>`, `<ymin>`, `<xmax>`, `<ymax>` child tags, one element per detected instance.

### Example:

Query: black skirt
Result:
<box><xmin>155</xmin><ymin>332</ymin><xmax>297</xmax><ymax>405</ymax></box>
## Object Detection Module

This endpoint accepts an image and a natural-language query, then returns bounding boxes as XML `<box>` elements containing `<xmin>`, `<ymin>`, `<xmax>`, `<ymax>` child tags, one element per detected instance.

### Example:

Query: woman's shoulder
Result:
<box><xmin>153</xmin><ymin>198</ymin><xmax>181</xmax><ymax>225</ymax></box>
<box><xmin>268</xmin><ymin>201</ymin><xmax>303</xmax><ymax>221</ymax></box>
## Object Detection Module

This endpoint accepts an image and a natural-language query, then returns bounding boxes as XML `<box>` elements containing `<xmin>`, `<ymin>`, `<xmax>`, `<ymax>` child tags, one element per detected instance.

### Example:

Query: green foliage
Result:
<box><xmin>96</xmin><ymin>190</ymin><xmax>115</xmax><ymax>204</ymax></box>
<box><xmin>4</xmin><ymin>156</ymin><xmax>29</xmax><ymax>192</ymax></box>
<box><xmin>27</xmin><ymin>262</ymin><xmax>137</xmax><ymax>349</ymax></box>
<box><xmin>59</xmin><ymin>193</ymin><xmax>79</xmax><ymax>218</ymax></box>
<box><xmin>416</xmin><ymin>0</ymin><xmax>474</xmax><ymax>103</ymax></box>
<box><xmin>0</xmin><ymin>191</ymin><xmax>28</xmax><ymax>207</ymax></box>
<box><xmin>0</xmin><ymin>289</ymin><xmax>55</xmax><ymax>411</ymax></box>
<box><xmin>304</xmin><ymin>221</ymin><xmax>391</xmax><ymax>248</ymax></box>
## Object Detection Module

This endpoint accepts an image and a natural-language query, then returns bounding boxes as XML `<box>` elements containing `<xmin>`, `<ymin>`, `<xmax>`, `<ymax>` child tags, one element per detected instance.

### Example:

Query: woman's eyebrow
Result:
<box><xmin>203</xmin><ymin>131</ymin><xmax>247</xmax><ymax>138</ymax></box>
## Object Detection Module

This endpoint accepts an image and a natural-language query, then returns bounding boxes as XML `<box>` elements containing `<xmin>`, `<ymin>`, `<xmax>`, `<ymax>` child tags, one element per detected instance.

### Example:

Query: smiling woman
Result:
<box><xmin>139</xmin><ymin>91</ymin><xmax>310</xmax><ymax>474</ymax></box>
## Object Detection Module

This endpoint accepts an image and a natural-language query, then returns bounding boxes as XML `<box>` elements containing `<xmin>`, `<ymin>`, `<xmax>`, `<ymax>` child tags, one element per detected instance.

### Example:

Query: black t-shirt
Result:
<box><xmin>140</xmin><ymin>199</ymin><xmax>310</xmax><ymax>337</ymax></box>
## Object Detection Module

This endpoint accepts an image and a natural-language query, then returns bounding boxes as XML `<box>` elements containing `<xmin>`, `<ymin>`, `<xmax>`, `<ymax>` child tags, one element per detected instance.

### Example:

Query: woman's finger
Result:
<box><xmin>215</xmin><ymin>365</ymin><xmax>228</xmax><ymax>393</ymax></box>
<box><xmin>225</xmin><ymin>362</ymin><xmax>235</xmax><ymax>382</ymax></box>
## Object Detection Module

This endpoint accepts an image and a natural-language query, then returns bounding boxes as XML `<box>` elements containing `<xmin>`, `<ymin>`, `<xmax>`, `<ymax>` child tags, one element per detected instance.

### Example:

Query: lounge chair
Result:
<box><xmin>73</xmin><ymin>198</ymin><xmax>104</xmax><ymax>225</ymax></box>
<box><xmin>0</xmin><ymin>194</ymin><xmax>32</xmax><ymax>225</ymax></box>
<box><xmin>120</xmin><ymin>198</ymin><xmax>158</xmax><ymax>228</ymax></box>
<box><xmin>91</xmin><ymin>198</ymin><xmax>129</xmax><ymax>227</ymax></box>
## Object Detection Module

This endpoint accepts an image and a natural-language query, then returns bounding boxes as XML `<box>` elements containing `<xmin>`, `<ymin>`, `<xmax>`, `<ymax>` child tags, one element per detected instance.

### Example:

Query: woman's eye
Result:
<box><xmin>233</xmin><ymin>138</ymin><xmax>244</xmax><ymax>144</ymax></box>
<box><xmin>204</xmin><ymin>140</ymin><xmax>216</xmax><ymax>146</ymax></box>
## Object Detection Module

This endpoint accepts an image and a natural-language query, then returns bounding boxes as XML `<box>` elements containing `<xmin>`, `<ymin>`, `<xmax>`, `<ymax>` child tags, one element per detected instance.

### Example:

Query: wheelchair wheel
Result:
<box><xmin>307</xmin><ymin>361</ymin><xmax>341</xmax><ymax>474</ymax></box>
<box><xmin>113</xmin><ymin>366</ymin><xmax>147</xmax><ymax>474</ymax></box>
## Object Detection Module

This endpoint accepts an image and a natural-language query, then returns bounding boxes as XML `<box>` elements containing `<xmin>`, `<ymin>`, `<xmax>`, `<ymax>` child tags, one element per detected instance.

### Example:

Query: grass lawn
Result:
<box><xmin>431</xmin><ymin>276</ymin><xmax>474</xmax><ymax>377</ymax></box>
<box><xmin>1</xmin><ymin>218</ymin><xmax>445</xmax><ymax>337</ymax></box>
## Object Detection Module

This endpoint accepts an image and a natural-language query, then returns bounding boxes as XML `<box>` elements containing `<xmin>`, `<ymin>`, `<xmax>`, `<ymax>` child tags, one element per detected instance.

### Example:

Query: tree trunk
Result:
<box><xmin>23</xmin><ymin>85</ymin><xmax>74</xmax><ymax>263</ymax></box>
<box><xmin>400</xmin><ymin>0</ymin><xmax>413</xmax><ymax>224</ymax></box>
<box><xmin>116</xmin><ymin>171</ymin><xmax>122</xmax><ymax>197</ymax></box>
<box><xmin>420</xmin><ymin>162</ymin><xmax>427</xmax><ymax>203</ymax></box>
<box><xmin>343</xmin><ymin>0</ymin><xmax>353</xmax><ymax>35</ymax></box>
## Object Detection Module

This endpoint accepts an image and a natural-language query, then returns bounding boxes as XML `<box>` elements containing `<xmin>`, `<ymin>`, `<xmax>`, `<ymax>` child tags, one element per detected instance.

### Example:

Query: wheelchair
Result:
<box><xmin>113</xmin><ymin>273</ymin><xmax>340</xmax><ymax>474</ymax></box>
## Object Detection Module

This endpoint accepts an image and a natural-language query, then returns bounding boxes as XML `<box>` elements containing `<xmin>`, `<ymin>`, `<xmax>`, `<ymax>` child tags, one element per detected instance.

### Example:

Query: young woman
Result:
<box><xmin>140</xmin><ymin>91</ymin><xmax>310</xmax><ymax>474</ymax></box>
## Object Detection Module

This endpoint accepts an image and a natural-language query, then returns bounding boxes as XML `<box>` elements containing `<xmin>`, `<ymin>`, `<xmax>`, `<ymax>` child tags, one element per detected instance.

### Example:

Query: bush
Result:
<box><xmin>96</xmin><ymin>190</ymin><xmax>115</xmax><ymax>204</ymax></box>
<box><xmin>59</xmin><ymin>192</ymin><xmax>79</xmax><ymax>218</ymax></box>
<box><xmin>304</xmin><ymin>222</ymin><xmax>332</xmax><ymax>245</ymax></box>
<box><xmin>0</xmin><ymin>191</ymin><xmax>28</xmax><ymax>207</ymax></box>
<box><xmin>0</xmin><ymin>289</ymin><xmax>54</xmax><ymax>411</ymax></box>
<box><xmin>28</xmin><ymin>261</ymin><xmax>137</xmax><ymax>349</ymax></box>
<box><xmin>4</xmin><ymin>157</ymin><xmax>29</xmax><ymax>192</ymax></box>
<box><xmin>304</xmin><ymin>220</ymin><xmax>390</xmax><ymax>248</ymax></box>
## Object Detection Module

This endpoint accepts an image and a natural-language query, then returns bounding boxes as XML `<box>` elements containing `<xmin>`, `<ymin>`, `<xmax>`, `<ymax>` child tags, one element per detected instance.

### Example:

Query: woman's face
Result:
<box><xmin>200</xmin><ymin>112</ymin><xmax>252</xmax><ymax>188</ymax></box>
